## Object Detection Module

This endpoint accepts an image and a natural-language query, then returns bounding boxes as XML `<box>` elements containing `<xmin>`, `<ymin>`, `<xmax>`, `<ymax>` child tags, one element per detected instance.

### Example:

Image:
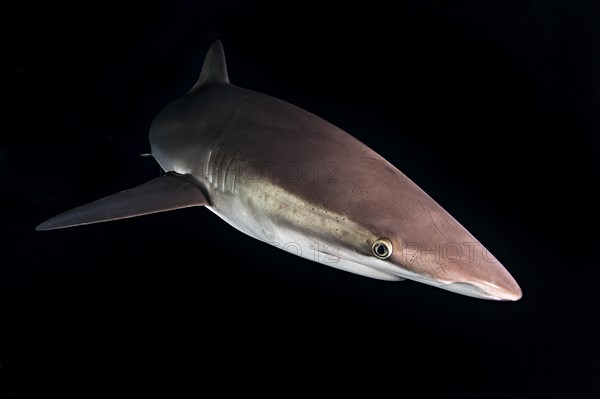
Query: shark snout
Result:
<box><xmin>439</xmin><ymin>247</ymin><xmax>522</xmax><ymax>301</ymax></box>
<box><xmin>390</xmin><ymin>240</ymin><xmax>522</xmax><ymax>301</ymax></box>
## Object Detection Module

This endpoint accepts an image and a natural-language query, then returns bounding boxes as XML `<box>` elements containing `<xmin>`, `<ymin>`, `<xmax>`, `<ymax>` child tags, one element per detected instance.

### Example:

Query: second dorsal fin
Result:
<box><xmin>188</xmin><ymin>40</ymin><xmax>229</xmax><ymax>93</ymax></box>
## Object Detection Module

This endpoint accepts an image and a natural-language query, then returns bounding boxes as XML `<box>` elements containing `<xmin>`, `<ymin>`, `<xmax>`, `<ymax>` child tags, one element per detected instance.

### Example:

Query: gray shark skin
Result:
<box><xmin>37</xmin><ymin>40</ymin><xmax>522</xmax><ymax>301</ymax></box>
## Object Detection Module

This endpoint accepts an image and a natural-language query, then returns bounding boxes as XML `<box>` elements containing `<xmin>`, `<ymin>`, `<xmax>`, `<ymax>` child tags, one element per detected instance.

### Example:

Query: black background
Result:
<box><xmin>2</xmin><ymin>1</ymin><xmax>599</xmax><ymax>397</ymax></box>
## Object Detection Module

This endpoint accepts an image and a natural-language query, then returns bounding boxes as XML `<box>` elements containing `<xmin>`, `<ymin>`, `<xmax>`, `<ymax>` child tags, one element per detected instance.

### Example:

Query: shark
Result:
<box><xmin>37</xmin><ymin>40</ymin><xmax>522</xmax><ymax>301</ymax></box>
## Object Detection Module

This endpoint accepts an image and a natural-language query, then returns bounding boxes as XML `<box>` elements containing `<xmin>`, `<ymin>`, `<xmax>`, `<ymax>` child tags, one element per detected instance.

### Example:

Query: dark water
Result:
<box><xmin>2</xmin><ymin>1</ymin><xmax>599</xmax><ymax>397</ymax></box>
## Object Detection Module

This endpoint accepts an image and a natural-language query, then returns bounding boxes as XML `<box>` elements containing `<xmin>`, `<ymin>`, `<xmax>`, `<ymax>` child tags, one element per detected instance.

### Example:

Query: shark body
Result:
<box><xmin>38</xmin><ymin>41</ymin><xmax>522</xmax><ymax>301</ymax></box>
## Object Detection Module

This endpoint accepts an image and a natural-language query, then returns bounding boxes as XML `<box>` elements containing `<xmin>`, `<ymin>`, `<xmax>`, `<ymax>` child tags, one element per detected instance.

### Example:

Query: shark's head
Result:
<box><xmin>314</xmin><ymin>209</ymin><xmax>522</xmax><ymax>300</ymax></box>
<box><xmin>257</xmin><ymin>167</ymin><xmax>522</xmax><ymax>301</ymax></box>
<box><xmin>368</xmin><ymin>216</ymin><xmax>523</xmax><ymax>301</ymax></box>
<box><xmin>267</xmin><ymin>151</ymin><xmax>522</xmax><ymax>301</ymax></box>
<box><xmin>307</xmin><ymin>175</ymin><xmax>523</xmax><ymax>301</ymax></box>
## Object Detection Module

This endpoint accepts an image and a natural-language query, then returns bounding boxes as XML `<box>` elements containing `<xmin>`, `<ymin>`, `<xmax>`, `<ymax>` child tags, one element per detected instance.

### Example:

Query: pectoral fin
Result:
<box><xmin>36</xmin><ymin>172</ymin><xmax>209</xmax><ymax>231</ymax></box>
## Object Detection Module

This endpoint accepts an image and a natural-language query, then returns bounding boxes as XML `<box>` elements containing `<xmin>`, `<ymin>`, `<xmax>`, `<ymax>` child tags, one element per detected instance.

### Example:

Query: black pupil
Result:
<box><xmin>376</xmin><ymin>244</ymin><xmax>387</xmax><ymax>256</ymax></box>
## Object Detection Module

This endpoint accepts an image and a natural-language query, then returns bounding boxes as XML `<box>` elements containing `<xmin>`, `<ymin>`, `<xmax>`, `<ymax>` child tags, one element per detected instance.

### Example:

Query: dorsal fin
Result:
<box><xmin>188</xmin><ymin>40</ymin><xmax>229</xmax><ymax>93</ymax></box>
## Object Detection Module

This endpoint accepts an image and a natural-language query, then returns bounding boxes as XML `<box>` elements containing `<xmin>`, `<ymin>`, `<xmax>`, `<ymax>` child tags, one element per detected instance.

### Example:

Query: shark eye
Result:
<box><xmin>371</xmin><ymin>238</ymin><xmax>393</xmax><ymax>259</ymax></box>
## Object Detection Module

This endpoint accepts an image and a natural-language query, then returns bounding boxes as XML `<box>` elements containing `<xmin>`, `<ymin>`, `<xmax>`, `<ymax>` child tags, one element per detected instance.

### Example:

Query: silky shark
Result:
<box><xmin>37</xmin><ymin>40</ymin><xmax>522</xmax><ymax>301</ymax></box>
